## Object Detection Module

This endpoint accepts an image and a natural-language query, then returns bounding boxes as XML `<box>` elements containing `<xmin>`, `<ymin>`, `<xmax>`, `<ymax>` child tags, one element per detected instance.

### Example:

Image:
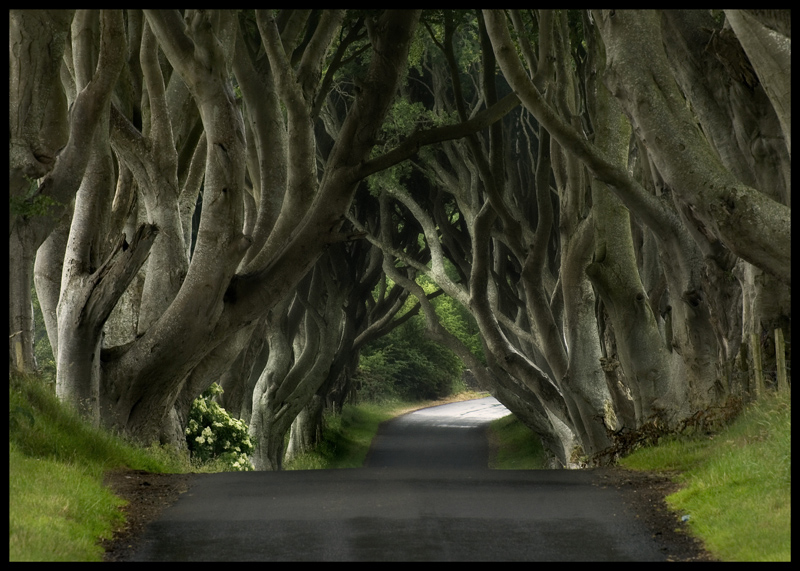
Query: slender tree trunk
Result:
<box><xmin>9</xmin><ymin>225</ymin><xmax>38</xmax><ymax>373</ymax></box>
<box><xmin>286</xmin><ymin>394</ymin><xmax>325</xmax><ymax>463</ymax></box>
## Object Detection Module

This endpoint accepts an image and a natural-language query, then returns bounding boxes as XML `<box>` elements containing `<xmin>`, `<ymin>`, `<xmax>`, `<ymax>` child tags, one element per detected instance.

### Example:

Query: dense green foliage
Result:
<box><xmin>356</xmin><ymin>315</ymin><xmax>461</xmax><ymax>401</ymax></box>
<box><xmin>353</xmin><ymin>271</ymin><xmax>482</xmax><ymax>403</ymax></box>
<box><xmin>185</xmin><ymin>383</ymin><xmax>255</xmax><ymax>471</ymax></box>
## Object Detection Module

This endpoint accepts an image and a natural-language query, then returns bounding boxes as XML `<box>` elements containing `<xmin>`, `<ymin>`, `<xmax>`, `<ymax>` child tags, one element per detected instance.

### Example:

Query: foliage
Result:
<box><xmin>285</xmin><ymin>392</ymin><xmax>489</xmax><ymax>470</ymax></box>
<box><xmin>353</xmin><ymin>347</ymin><xmax>402</xmax><ymax>402</ymax></box>
<box><xmin>185</xmin><ymin>383</ymin><xmax>255</xmax><ymax>471</ymax></box>
<box><xmin>31</xmin><ymin>283</ymin><xmax>57</xmax><ymax>382</ymax></box>
<box><xmin>422</xmin><ymin>273</ymin><xmax>485</xmax><ymax>365</ymax></box>
<box><xmin>284</xmin><ymin>401</ymin><xmax>398</xmax><ymax>470</ymax></box>
<box><xmin>354</xmin><ymin>311</ymin><xmax>464</xmax><ymax>402</ymax></box>
<box><xmin>353</xmin><ymin>264</ymin><xmax>482</xmax><ymax>403</ymax></box>
<box><xmin>10</xmin><ymin>177</ymin><xmax>63</xmax><ymax>219</ymax></box>
<box><xmin>487</xmin><ymin>413</ymin><xmax>549</xmax><ymax>469</ymax></box>
<box><xmin>10</xmin><ymin>193</ymin><xmax>62</xmax><ymax>218</ymax></box>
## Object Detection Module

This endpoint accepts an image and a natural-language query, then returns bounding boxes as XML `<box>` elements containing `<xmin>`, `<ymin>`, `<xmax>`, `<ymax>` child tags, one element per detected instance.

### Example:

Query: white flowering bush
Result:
<box><xmin>185</xmin><ymin>383</ymin><xmax>255</xmax><ymax>471</ymax></box>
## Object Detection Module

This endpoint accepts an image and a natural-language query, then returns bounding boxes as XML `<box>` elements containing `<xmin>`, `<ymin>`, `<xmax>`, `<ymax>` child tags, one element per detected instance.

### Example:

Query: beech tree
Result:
<box><xmin>11</xmin><ymin>10</ymin><xmax>789</xmax><ymax>469</ymax></box>
<box><xmin>13</xmin><ymin>9</ymin><xmax>425</xmax><ymax>444</ymax></box>
<box><xmin>11</xmin><ymin>9</ymin><xmax>516</xmax><ymax>462</ymax></box>
<box><xmin>352</xmin><ymin>9</ymin><xmax>790</xmax><ymax>465</ymax></box>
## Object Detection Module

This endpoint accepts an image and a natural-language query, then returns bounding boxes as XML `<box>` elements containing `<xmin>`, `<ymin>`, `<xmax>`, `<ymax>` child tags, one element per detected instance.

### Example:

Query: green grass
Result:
<box><xmin>9</xmin><ymin>372</ymin><xmax>194</xmax><ymax>561</ymax></box>
<box><xmin>487</xmin><ymin>413</ymin><xmax>549</xmax><ymax>469</ymax></box>
<box><xmin>13</xmin><ymin>368</ymin><xmax>789</xmax><ymax>562</ymax></box>
<box><xmin>619</xmin><ymin>390</ymin><xmax>791</xmax><ymax>562</ymax></box>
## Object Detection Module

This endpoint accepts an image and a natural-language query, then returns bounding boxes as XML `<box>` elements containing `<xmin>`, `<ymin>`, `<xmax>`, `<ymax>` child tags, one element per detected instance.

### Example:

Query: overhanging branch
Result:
<box><xmin>357</xmin><ymin>92</ymin><xmax>520</xmax><ymax>180</ymax></box>
<box><xmin>82</xmin><ymin>223</ymin><xmax>159</xmax><ymax>330</ymax></box>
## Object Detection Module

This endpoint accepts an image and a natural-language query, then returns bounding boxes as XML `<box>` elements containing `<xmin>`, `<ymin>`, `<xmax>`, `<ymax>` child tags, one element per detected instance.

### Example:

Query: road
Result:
<box><xmin>126</xmin><ymin>397</ymin><xmax>671</xmax><ymax>561</ymax></box>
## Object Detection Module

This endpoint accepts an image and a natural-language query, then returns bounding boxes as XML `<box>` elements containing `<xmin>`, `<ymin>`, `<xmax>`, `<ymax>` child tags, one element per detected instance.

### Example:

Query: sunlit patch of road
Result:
<box><xmin>392</xmin><ymin>397</ymin><xmax>510</xmax><ymax>428</ymax></box>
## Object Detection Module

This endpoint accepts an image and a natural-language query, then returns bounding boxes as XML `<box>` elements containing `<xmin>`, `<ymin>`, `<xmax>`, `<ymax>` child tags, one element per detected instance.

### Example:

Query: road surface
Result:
<box><xmin>126</xmin><ymin>397</ymin><xmax>671</xmax><ymax>561</ymax></box>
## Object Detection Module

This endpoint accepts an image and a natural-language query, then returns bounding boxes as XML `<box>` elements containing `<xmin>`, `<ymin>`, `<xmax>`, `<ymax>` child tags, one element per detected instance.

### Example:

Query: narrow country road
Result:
<box><xmin>125</xmin><ymin>398</ymin><xmax>673</xmax><ymax>561</ymax></box>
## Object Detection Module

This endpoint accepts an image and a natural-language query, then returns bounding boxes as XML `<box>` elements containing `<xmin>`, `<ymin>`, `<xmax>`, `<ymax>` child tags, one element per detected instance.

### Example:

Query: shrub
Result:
<box><xmin>355</xmin><ymin>315</ymin><xmax>463</xmax><ymax>402</ymax></box>
<box><xmin>185</xmin><ymin>383</ymin><xmax>255</xmax><ymax>471</ymax></box>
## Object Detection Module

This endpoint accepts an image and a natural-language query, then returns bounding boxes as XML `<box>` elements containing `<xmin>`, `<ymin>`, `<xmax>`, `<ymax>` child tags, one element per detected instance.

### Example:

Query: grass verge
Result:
<box><xmin>9</xmin><ymin>370</ymin><xmax>486</xmax><ymax>560</ymax></box>
<box><xmin>618</xmin><ymin>390</ymin><xmax>791</xmax><ymax>562</ymax></box>
<box><xmin>9</xmin><ymin>372</ymin><xmax>192</xmax><ymax>561</ymax></box>
<box><xmin>487</xmin><ymin>413</ymin><xmax>549</xmax><ymax>469</ymax></box>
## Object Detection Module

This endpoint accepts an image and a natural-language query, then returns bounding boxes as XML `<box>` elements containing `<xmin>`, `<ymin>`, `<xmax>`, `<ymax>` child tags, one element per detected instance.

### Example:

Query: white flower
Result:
<box><xmin>196</xmin><ymin>436</ymin><xmax>206</xmax><ymax>444</ymax></box>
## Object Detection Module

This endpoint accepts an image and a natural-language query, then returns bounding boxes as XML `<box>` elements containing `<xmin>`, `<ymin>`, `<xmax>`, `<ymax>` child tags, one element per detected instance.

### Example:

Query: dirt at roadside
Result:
<box><xmin>591</xmin><ymin>466</ymin><xmax>717</xmax><ymax>561</ymax></box>
<box><xmin>100</xmin><ymin>470</ymin><xmax>193</xmax><ymax>562</ymax></box>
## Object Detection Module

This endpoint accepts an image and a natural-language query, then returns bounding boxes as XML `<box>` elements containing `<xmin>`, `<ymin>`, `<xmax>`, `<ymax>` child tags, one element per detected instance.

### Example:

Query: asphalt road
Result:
<box><xmin>126</xmin><ymin>397</ymin><xmax>670</xmax><ymax>561</ymax></box>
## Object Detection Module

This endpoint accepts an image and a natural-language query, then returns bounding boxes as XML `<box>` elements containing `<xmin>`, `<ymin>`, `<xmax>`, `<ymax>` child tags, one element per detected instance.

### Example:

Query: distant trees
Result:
<box><xmin>11</xmin><ymin>10</ymin><xmax>790</xmax><ymax>469</ymax></box>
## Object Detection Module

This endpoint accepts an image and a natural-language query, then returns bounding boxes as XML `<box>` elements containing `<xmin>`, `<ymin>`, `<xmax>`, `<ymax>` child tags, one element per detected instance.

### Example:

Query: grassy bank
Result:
<box><xmin>619</xmin><ymin>390</ymin><xmax>791</xmax><ymax>562</ymax></box>
<box><xmin>487</xmin><ymin>413</ymin><xmax>549</xmax><ymax>469</ymax></box>
<box><xmin>486</xmin><ymin>390</ymin><xmax>791</xmax><ymax>562</ymax></box>
<box><xmin>9</xmin><ymin>372</ymin><xmax>193</xmax><ymax>561</ymax></box>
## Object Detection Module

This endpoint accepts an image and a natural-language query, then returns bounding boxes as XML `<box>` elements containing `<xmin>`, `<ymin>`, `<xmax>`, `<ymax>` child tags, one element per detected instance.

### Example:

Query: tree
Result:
<box><xmin>12</xmin><ymin>10</ymin><xmax>789</xmax><ymax>469</ymax></box>
<box><xmin>353</xmin><ymin>9</ymin><xmax>790</xmax><ymax>465</ymax></box>
<box><xmin>15</xmin><ymin>9</ymin><xmax>424</xmax><ymax>444</ymax></box>
<box><xmin>11</xmin><ymin>10</ymin><xmax>126</xmax><ymax>376</ymax></box>
<box><xmin>482</xmin><ymin>9</ymin><xmax>789</xmax><ymax>441</ymax></box>
<box><xmin>14</xmin><ymin>10</ymin><xmax>516</xmax><ymax>460</ymax></box>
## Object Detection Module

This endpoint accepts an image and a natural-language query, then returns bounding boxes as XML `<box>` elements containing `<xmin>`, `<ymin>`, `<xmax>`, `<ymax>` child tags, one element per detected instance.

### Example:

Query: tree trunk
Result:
<box><xmin>286</xmin><ymin>394</ymin><xmax>325</xmax><ymax>463</ymax></box>
<box><xmin>9</xmin><ymin>225</ymin><xmax>38</xmax><ymax>374</ymax></box>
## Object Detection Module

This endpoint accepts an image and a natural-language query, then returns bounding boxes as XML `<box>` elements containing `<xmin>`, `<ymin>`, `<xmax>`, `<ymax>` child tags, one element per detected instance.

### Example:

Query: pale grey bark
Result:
<box><xmin>724</xmin><ymin>10</ymin><xmax>791</xmax><ymax>156</ymax></box>
<box><xmin>34</xmin><ymin>212</ymin><xmax>71</xmax><ymax>361</ymax></box>
<box><xmin>250</xmin><ymin>254</ymin><xmax>348</xmax><ymax>470</ymax></box>
<box><xmin>484</xmin><ymin>10</ymin><xmax>790</xmax><ymax>286</ymax></box>
<box><xmin>484</xmin><ymin>10</ymin><xmax>790</xmax><ymax>439</ymax></box>
<box><xmin>17</xmin><ymin>10</ymin><xmax>788</xmax><ymax>468</ymax></box>
<box><xmin>9</xmin><ymin>9</ymin><xmax>118</xmax><ymax>374</ymax></box>
<box><xmin>593</xmin><ymin>10</ymin><xmax>790</xmax><ymax>286</ymax></box>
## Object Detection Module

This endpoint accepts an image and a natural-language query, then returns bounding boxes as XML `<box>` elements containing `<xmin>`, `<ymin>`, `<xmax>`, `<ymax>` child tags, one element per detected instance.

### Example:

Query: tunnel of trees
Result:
<box><xmin>10</xmin><ymin>9</ymin><xmax>790</xmax><ymax>469</ymax></box>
